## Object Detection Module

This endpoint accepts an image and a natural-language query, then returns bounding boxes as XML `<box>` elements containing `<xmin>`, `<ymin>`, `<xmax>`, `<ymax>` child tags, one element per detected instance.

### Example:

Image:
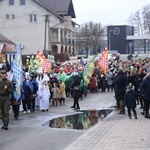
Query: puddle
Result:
<box><xmin>42</xmin><ymin>109</ymin><xmax>113</xmax><ymax>130</ymax></box>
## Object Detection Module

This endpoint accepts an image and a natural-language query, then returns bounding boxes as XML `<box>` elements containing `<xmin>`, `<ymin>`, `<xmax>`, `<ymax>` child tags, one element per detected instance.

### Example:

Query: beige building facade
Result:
<box><xmin>0</xmin><ymin>0</ymin><xmax>77</xmax><ymax>56</ymax></box>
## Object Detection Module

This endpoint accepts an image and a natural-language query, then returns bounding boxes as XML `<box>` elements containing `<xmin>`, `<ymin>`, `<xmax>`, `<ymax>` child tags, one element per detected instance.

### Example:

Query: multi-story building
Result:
<box><xmin>0</xmin><ymin>0</ymin><xmax>77</xmax><ymax>58</ymax></box>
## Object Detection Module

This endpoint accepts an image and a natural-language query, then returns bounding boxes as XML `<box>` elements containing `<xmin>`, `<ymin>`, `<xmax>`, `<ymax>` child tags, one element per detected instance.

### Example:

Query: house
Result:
<box><xmin>0</xmin><ymin>33</ymin><xmax>17</xmax><ymax>64</ymax></box>
<box><xmin>0</xmin><ymin>0</ymin><xmax>78</xmax><ymax>59</ymax></box>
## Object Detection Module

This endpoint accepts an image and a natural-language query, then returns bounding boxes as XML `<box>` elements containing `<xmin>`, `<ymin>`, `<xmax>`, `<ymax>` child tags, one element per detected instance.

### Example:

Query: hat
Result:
<box><xmin>59</xmin><ymin>79</ymin><xmax>62</xmax><ymax>82</ymax></box>
<box><xmin>130</xmin><ymin>66</ymin><xmax>135</xmax><ymax>71</ymax></box>
<box><xmin>59</xmin><ymin>67</ymin><xmax>64</xmax><ymax>71</ymax></box>
<box><xmin>127</xmin><ymin>83</ymin><xmax>135</xmax><ymax>91</ymax></box>
<box><xmin>117</xmin><ymin>67</ymin><xmax>123</xmax><ymax>72</ymax></box>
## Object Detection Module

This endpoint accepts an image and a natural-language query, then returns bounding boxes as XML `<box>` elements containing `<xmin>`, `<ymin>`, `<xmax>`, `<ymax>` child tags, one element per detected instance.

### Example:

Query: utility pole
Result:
<box><xmin>43</xmin><ymin>14</ymin><xmax>50</xmax><ymax>51</ymax></box>
<box><xmin>48</xmin><ymin>17</ymin><xmax>53</xmax><ymax>55</ymax></box>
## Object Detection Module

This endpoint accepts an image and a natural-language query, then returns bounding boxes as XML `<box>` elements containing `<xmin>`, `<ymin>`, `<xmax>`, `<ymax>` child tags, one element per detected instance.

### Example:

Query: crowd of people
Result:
<box><xmin>0</xmin><ymin>55</ymin><xmax>150</xmax><ymax>130</ymax></box>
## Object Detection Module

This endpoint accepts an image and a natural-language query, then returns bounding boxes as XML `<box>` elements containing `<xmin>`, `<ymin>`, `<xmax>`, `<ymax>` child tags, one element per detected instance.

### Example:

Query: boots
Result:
<box><xmin>118</xmin><ymin>100</ymin><xmax>125</xmax><ymax>114</ymax></box>
<box><xmin>62</xmin><ymin>99</ymin><xmax>65</xmax><ymax>105</ymax></box>
<box><xmin>145</xmin><ymin>113</ymin><xmax>150</xmax><ymax>118</ymax></box>
<box><xmin>1</xmin><ymin>122</ymin><xmax>8</xmax><ymax>130</ymax></box>
<box><xmin>14</xmin><ymin>115</ymin><xmax>18</xmax><ymax>120</ymax></box>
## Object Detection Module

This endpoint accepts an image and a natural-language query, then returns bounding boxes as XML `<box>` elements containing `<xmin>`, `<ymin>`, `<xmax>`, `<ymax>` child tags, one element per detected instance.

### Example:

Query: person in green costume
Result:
<box><xmin>57</xmin><ymin>67</ymin><xmax>67</xmax><ymax>83</ymax></box>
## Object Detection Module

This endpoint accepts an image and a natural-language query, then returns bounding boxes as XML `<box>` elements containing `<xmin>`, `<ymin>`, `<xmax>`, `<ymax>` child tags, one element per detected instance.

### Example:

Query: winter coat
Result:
<box><xmin>58</xmin><ymin>82</ymin><xmax>66</xmax><ymax>99</ymax></box>
<box><xmin>124</xmin><ymin>91</ymin><xmax>137</xmax><ymax>108</ymax></box>
<box><xmin>127</xmin><ymin>74</ymin><xmax>137</xmax><ymax>86</ymax></box>
<box><xmin>100</xmin><ymin>73</ymin><xmax>107</xmax><ymax>88</ymax></box>
<box><xmin>51</xmin><ymin>87</ymin><xmax>59</xmax><ymax>99</ymax></box>
<box><xmin>89</xmin><ymin>77</ymin><xmax>97</xmax><ymax>88</ymax></box>
<box><xmin>106</xmin><ymin>72</ymin><xmax>113</xmax><ymax>85</ymax></box>
<box><xmin>22</xmin><ymin>81</ymin><xmax>32</xmax><ymax>100</ymax></box>
<box><xmin>113</xmin><ymin>71</ymin><xmax>126</xmax><ymax>100</ymax></box>
<box><xmin>57</xmin><ymin>72</ymin><xmax>67</xmax><ymax>83</ymax></box>
<box><xmin>71</xmin><ymin>74</ymin><xmax>81</xmax><ymax>97</ymax></box>
<box><xmin>135</xmin><ymin>73</ymin><xmax>146</xmax><ymax>92</ymax></box>
<box><xmin>140</xmin><ymin>77</ymin><xmax>150</xmax><ymax>101</ymax></box>
<box><xmin>65</xmin><ymin>78</ymin><xmax>71</xmax><ymax>90</ymax></box>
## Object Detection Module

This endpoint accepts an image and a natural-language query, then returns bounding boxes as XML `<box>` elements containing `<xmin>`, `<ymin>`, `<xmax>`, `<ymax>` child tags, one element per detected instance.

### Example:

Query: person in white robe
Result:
<box><xmin>39</xmin><ymin>74</ymin><xmax>50</xmax><ymax>111</ymax></box>
<box><xmin>35</xmin><ymin>73</ymin><xmax>43</xmax><ymax>110</ymax></box>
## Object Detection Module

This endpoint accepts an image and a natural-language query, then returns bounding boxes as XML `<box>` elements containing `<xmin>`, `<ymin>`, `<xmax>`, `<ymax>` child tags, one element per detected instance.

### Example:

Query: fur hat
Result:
<box><xmin>127</xmin><ymin>83</ymin><xmax>135</xmax><ymax>91</ymax></box>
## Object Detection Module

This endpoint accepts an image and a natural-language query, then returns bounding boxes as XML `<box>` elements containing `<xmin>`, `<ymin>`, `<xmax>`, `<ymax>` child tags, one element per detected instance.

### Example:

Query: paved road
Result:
<box><xmin>0</xmin><ymin>92</ymin><xmax>116</xmax><ymax>150</ymax></box>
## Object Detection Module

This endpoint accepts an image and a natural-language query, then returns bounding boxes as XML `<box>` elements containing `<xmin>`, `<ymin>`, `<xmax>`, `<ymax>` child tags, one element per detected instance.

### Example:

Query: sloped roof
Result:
<box><xmin>0</xmin><ymin>33</ymin><xmax>16</xmax><ymax>45</ymax></box>
<box><xmin>1</xmin><ymin>44</ymin><xmax>17</xmax><ymax>53</ymax></box>
<box><xmin>34</xmin><ymin>0</ymin><xmax>76</xmax><ymax>18</ymax></box>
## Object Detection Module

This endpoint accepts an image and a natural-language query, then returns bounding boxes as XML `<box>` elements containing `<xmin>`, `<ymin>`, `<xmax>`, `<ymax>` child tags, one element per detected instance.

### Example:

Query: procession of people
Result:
<box><xmin>0</xmin><ymin>51</ymin><xmax>150</xmax><ymax>130</ymax></box>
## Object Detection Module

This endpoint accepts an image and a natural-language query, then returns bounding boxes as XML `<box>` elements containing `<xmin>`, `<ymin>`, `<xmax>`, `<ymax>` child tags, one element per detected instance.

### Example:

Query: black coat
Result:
<box><xmin>113</xmin><ymin>71</ymin><xmax>126</xmax><ymax>100</ymax></box>
<box><xmin>71</xmin><ymin>74</ymin><xmax>81</xmax><ymax>97</ymax></box>
<box><xmin>140</xmin><ymin>77</ymin><xmax>150</xmax><ymax>101</ymax></box>
<box><xmin>135</xmin><ymin>73</ymin><xmax>145</xmax><ymax>92</ymax></box>
<box><xmin>127</xmin><ymin>74</ymin><xmax>137</xmax><ymax>87</ymax></box>
<box><xmin>124</xmin><ymin>91</ymin><xmax>137</xmax><ymax>108</ymax></box>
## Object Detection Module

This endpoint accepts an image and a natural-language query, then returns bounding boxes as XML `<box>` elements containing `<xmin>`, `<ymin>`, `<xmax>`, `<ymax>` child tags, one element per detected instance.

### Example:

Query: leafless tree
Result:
<box><xmin>76</xmin><ymin>21</ymin><xmax>104</xmax><ymax>57</ymax></box>
<box><xmin>128</xmin><ymin>10</ymin><xmax>144</xmax><ymax>35</ymax></box>
<box><xmin>128</xmin><ymin>4</ymin><xmax>150</xmax><ymax>35</ymax></box>
<box><xmin>142</xmin><ymin>4</ymin><xmax>150</xmax><ymax>35</ymax></box>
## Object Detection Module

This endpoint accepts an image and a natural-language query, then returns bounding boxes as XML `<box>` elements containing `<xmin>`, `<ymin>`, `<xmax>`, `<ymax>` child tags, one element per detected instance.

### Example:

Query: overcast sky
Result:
<box><xmin>72</xmin><ymin>0</ymin><xmax>150</xmax><ymax>26</ymax></box>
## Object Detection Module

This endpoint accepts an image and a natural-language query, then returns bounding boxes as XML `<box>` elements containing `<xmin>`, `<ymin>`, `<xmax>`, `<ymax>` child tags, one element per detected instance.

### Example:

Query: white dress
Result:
<box><xmin>35</xmin><ymin>77</ymin><xmax>43</xmax><ymax>108</ymax></box>
<box><xmin>39</xmin><ymin>84</ymin><xmax>50</xmax><ymax>110</ymax></box>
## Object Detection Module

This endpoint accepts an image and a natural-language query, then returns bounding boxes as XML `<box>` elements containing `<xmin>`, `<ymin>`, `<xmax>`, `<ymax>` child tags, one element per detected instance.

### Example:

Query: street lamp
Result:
<box><xmin>109</xmin><ymin>30</ymin><xmax>112</xmax><ymax>51</ymax></box>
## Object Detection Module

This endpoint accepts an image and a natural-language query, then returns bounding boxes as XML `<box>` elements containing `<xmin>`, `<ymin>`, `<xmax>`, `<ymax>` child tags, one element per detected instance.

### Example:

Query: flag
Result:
<box><xmin>83</xmin><ymin>55</ymin><xmax>97</xmax><ymax>85</ymax></box>
<box><xmin>12</xmin><ymin>44</ymin><xmax>23</xmax><ymax>101</ymax></box>
<box><xmin>35</xmin><ymin>51</ymin><xmax>51</xmax><ymax>73</ymax></box>
<box><xmin>28</xmin><ymin>54</ymin><xmax>38</xmax><ymax>73</ymax></box>
<box><xmin>97</xmin><ymin>47</ymin><xmax>109</xmax><ymax>75</ymax></box>
<box><xmin>43</xmin><ymin>59</ymin><xmax>51</xmax><ymax>73</ymax></box>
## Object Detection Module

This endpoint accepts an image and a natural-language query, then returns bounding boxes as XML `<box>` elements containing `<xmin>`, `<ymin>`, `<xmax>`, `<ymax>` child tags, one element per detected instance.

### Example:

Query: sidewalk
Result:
<box><xmin>65</xmin><ymin>106</ymin><xmax>150</xmax><ymax>150</ymax></box>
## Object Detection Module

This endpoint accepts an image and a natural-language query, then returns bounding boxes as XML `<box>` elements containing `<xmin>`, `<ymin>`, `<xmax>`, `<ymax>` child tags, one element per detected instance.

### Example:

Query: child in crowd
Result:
<box><xmin>124</xmin><ymin>83</ymin><xmax>138</xmax><ymax>119</ymax></box>
<box><xmin>51</xmin><ymin>83</ymin><xmax>59</xmax><ymax>106</ymax></box>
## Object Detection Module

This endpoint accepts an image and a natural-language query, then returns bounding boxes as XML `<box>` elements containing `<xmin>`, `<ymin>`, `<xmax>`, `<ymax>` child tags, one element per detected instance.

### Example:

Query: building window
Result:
<box><xmin>20</xmin><ymin>0</ymin><xmax>25</xmax><ymax>5</ymax></box>
<box><xmin>11</xmin><ymin>14</ymin><xmax>15</xmax><ymax>20</ymax></box>
<box><xmin>29</xmin><ymin>14</ymin><xmax>37</xmax><ymax>22</ymax></box>
<box><xmin>6</xmin><ymin>14</ymin><xmax>9</xmax><ymax>20</ymax></box>
<box><xmin>9</xmin><ymin>0</ymin><xmax>14</xmax><ymax>5</ymax></box>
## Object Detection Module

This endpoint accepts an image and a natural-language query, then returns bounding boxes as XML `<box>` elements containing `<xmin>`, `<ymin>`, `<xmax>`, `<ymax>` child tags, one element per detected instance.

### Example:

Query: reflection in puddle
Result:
<box><xmin>42</xmin><ymin>109</ymin><xmax>113</xmax><ymax>130</ymax></box>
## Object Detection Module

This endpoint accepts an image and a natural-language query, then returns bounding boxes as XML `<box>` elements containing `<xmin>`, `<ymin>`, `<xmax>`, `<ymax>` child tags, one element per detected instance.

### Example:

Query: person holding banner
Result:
<box><xmin>11</xmin><ymin>79</ymin><xmax>21</xmax><ymax>120</ymax></box>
